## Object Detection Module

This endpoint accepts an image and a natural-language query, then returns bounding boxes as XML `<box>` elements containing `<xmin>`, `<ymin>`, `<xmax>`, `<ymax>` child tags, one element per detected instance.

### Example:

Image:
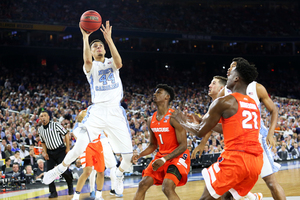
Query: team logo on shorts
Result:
<box><xmin>218</xmin><ymin>157</ymin><xmax>224</xmax><ymax>163</ymax></box>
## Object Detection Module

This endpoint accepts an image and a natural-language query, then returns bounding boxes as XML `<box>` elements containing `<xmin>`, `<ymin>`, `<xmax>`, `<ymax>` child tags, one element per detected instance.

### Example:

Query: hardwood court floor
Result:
<box><xmin>1</xmin><ymin>162</ymin><xmax>299</xmax><ymax>200</ymax></box>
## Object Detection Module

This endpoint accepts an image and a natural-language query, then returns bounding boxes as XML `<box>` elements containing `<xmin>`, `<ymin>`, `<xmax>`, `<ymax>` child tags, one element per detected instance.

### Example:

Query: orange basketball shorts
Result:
<box><xmin>143</xmin><ymin>150</ymin><xmax>190</xmax><ymax>186</ymax></box>
<box><xmin>202</xmin><ymin>150</ymin><xmax>263</xmax><ymax>199</ymax></box>
<box><xmin>80</xmin><ymin>140</ymin><xmax>105</xmax><ymax>173</ymax></box>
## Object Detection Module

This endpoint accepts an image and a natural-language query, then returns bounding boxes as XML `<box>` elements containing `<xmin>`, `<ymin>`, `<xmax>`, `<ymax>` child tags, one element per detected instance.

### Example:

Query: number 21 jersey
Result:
<box><xmin>221</xmin><ymin>93</ymin><xmax>263</xmax><ymax>156</ymax></box>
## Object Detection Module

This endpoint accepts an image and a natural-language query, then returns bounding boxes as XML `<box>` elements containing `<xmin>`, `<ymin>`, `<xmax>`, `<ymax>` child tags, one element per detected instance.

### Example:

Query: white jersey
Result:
<box><xmin>225</xmin><ymin>81</ymin><xmax>260</xmax><ymax>109</ymax></box>
<box><xmin>84</xmin><ymin>58</ymin><xmax>123</xmax><ymax>104</ymax></box>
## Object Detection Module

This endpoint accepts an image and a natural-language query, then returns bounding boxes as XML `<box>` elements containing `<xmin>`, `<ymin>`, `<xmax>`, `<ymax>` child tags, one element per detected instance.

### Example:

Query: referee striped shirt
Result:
<box><xmin>38</xmin><ymin>121</ymin><xmax>68</xmax><ymax>150</ymax></box>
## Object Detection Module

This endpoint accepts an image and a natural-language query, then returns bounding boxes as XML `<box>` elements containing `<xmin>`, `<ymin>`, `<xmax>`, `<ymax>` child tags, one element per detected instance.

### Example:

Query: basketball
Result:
<box><xmin>80</xmin><ymin>10</ymin><xmax>102</xmax><ymax>33</ymax></box>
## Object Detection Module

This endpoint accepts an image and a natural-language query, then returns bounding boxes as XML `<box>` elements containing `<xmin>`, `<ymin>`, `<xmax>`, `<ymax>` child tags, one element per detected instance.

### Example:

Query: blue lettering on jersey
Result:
<box><xmin>96</xmin><ymin>83</ymin><xmax>119</xmax><ymax>91</ymax></box>
<box><xmin>98</xmin><ymin>68</ymin><xmax>115</xmax><ymax>85</ymax></box>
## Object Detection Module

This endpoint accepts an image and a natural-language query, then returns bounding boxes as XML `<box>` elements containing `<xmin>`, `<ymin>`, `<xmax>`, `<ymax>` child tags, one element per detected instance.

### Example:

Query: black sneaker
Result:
<box><xmin>49</xmin><ymin>192</ymin><xmax>58</xmax><ymax>198</ymax></box>
<box><xmin>110</xmin><ymin>189</ymin><xmax>116</xmax><ymax>195</ymax></box>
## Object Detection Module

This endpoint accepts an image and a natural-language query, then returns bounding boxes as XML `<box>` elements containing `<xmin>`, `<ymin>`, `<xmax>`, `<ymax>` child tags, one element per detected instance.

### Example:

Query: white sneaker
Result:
<box><xmin>43</xmin><ymin>166</ymin><xmax>64</xmax><ymax>185</ymax></box>
<box><xmin>115</xmin><ymin>174</ymin><xmax>124</xmax><ymax>195</ymax></box>
<box><xmin>71</xmin><ymin>197</ymin><xmax>79</xmax><ymax>200</ymax></box>
<box><xmin>95</xmin><ymin>197</ymin><xmax>104</xmax><ymax>200</ymax></box>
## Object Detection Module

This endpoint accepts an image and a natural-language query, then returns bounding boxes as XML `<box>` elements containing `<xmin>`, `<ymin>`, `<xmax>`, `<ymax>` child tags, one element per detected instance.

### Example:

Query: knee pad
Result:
<box><xmin>120</xmin><ymin>153</ymin><xmax>133</xmax><ymax>171</ymax></box>
<box><xmin>167</xmin><ymin>165</ymin><xmax>182</xmax><ymax>182</ymax></box>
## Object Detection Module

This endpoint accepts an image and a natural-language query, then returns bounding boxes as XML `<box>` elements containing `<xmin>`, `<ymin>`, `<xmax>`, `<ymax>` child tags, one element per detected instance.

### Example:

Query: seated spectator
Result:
<box><xmin>71</xmin><ymin>158</ymin><xmax>83</xmax><ymax>180</ymax></box>
<box><xmin>23</xmin><ymin>149</ymin><xmax>37</xmax><ymax>168</ymax></box>
<box><xmin>5</xmin><ymin>144</ymin><xmax>14</xmax><ymax>158</ymax></box>
<box><xmin>24</xmin><ymin>164</ymin><xmax>35</xmax><ymax>184</ymax></box>
<box><xmin>11</xmin><ymin>141</ymin><xmax>20</xmax><ymax>153</ymax></box>
<box><xmin>5</xmin><ymin>163</ymin><xmax>25</xmax><ymax>180</ymax></box>
<box><xmin>10</xmin><ymin>151</ymin><xmax>22</xmax><ymax>165</ymax></box>
<box><xmin>4</xmin><ymin>133</ymin><xmax>14</xmax><ymax>146</ymax></box>
<box><xmin>15</xmin><ymin>133</ymin><xmax>25</xmax><ymax>146</ymax></box>
<box><xmin>278</xmin><ymin>145</ymin><xmax>288</xmax><ymax>160</ymax></box>
<box><xmin>202</xmin><ymin>145</ymin><xmax>209</xmax><ymax>155</ymax></box>
<box><xmin>25</xmin><ymin>133</ymin><xmax>35</xmax><ymax>146</ymax></box>
<box><xmin>24</xmin><ymin>165</ymin><xmax>34</xmax><ymax>176</ymax></box>
<box><xmin>1</xmin><ymin>157</ymin><xmax>12</xmax><ymax>173</ymax></box>
<box><xmin>1</xmin><ymin>139</ymin><xmax>7</xmax><ymax>152</ymax></box>
<box><xmin>271</xmin><ymin>147</ymin><xmax>281</xmax><ymax>161</ymax></box>
<box><xmin>35</xmin><ymin>159</ymin><xmax>45</xmax><ymax>181</ymax></box>
<box><xmin>291</xmin><ymin>143</ymin><xmax>300</xmax><ymax>159</ymax></box>
<box><xmin>19</xmin><ymin>144</ymin><xmax>29</xmax><ymax>159</ymax></box>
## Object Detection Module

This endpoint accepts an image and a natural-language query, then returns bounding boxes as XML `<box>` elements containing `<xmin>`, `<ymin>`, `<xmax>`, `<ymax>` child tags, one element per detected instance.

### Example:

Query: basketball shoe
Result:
<box><xmin>43</xmin><ymin>165</ymin><xmax>66</xmax><ymax>185</ymax></box>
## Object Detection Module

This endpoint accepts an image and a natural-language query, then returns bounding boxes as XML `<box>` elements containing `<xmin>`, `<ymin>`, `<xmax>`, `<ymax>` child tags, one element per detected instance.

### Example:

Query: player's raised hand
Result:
<box><xmin>100</xmin><ymin>20</ymin><xmax>112</xmax><ymax>42</ymax></box>
<box><xmin>79</xmin><ymin>22</ymin><xmax>92</xmax><ymax>38</ymax></box>
<box><xmin>152</xmin><ymin>158</ymin><xmax>165</xmax><ymax>171</ymax></box>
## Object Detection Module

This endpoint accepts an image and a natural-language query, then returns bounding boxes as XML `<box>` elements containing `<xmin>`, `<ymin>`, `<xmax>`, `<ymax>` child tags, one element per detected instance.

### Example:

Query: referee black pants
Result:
<box><xmin>47</xmin><ymin>147</ymin><xmax>73</xmax><ymax>194</ymax></box>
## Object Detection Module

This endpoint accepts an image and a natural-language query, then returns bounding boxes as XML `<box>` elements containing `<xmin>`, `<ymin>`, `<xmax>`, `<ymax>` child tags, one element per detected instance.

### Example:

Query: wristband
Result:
<box><xmin>160</xmin><ymin>157</ymin><xmax>166</xmax><ymax>163</ymax></box>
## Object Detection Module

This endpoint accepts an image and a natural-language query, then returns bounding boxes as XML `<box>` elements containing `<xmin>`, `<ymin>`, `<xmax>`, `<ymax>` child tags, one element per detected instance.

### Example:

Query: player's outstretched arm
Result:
<box><xmin>100</xmin><ymin>20</ymin><xmax>122</xmax><ymax>69</ymax></box>
<box><xmin>191</xmin><ymin>132</ymin><xmax>211</xmax><ymax>159</ymax></box>
<box><xmin>79</xmin><ymin>23</ymin><xmax>93</xmax><ymax>73</ymax></box>
<box><xmin>257</xmin><ymin>83</ymin><xmax>278</xmax><ymax>148</ymax></box>
<box><xmin>132</xmin><ymin>117</ymin><xmax>158</xmax><ymax>164</ymax></box>
<box><xmin>172</xmin><ymin>96</ymin><xmax>231</xmax><ymax>138</ymax></box>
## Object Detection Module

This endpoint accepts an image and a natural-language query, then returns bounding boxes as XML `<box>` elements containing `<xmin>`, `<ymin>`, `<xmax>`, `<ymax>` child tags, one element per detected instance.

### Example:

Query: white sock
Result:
<box><xmin>73</xmin><ymin>192</ymin><xmax>80</xmax><ymax>199</ymax></box>
<box><xmin>110</xmin><ymin>166</ymin><xmax>117</xmax><ymax>190</ymax></box>
<box><xmin>57</xmin><ymin>163</ymin><xmax>67</xmax><ymax>173</ymax></box>
<box><xmin>116</xmin><ymin>168</ymin><xmax>123</xmax><ymax>177</ymax></box>
<box><xmin>245</xmin><ymin>192</ymin><xmax>256</xmax><ymax>200</ymax></box>
<box><xmin>96</xmin><ymin>190</ymin><xmax>102</xmax><ymax>198</ymax></box>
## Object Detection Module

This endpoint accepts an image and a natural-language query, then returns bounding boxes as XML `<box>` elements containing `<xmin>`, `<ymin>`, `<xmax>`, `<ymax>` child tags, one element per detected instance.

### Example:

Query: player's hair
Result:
<box><xmin>90</xmin><ymin>39</ymin><xmax>104</xmax><ymax>48</ymax></box>
<box><xmin>232</xmin><ymin>57</ymin><xmax>258</xmax><ymax>84</ymax></box>
<box><xmin>156</xmin><ymin>84</ymin><xmax>175</xmax><ymax>104</ymax></box>
<box><xmin>213</xmin><ymin>76</ymin><xmax>227</xmax><ymax>86</ymax></box>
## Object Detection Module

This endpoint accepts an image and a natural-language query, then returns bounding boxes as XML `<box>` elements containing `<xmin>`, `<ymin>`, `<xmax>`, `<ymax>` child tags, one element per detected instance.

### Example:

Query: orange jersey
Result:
<box><xmin>150</xmin><ymin>108</ymin><xmax>178</xmax><ymax>156</ymax></box>
<box><xmin>221</xmin><ymin>93</ymin><xmax>263</xmax><ymax>156</ymax></box>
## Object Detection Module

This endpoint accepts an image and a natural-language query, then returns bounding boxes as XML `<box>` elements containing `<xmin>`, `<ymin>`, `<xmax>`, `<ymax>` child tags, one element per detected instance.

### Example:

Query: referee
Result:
<box><xmin>39</xmin><ymin>110</ymin><xmax>74</xmax><ymax>198</ymax></box>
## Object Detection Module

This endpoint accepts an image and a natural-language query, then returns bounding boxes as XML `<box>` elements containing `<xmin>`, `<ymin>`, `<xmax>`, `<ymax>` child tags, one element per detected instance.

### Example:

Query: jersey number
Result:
<box><xmin>99</xmin><ymin>72</ymin><xmax>115</xmax><ymax>85</ymax></box>
<box><xmin>242</xmin><ymin>110</ymin><xmax>258</xmax><ymax>129</ymax></box>
<box><xmin>158</xmin><ymin>134</ymin><xmax>164</xmax><ymax>144</ymax></box>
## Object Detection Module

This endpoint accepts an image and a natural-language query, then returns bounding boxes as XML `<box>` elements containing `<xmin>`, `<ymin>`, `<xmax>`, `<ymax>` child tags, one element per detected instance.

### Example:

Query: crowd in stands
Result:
<box><xmin>0</xmin><ymin>58</ymin><xmax>300</xmax><ymax>182</ymax></box>
<box><xmin>1</xmin><ymin>0</ymin><xmax>300</xmax><ymax>36</ymax></box>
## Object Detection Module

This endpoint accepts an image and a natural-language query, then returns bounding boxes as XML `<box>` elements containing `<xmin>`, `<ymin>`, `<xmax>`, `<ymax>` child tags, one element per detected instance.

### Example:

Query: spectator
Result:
<box><xmin>10</xmin><ymin>151</ymin><xmax>22</xmax><ymax>165</ymax></box>
<box><xmin>278</xmin><ymin>145</ymin><xmax>288</xmax><ymax>160</ymax></box>
<box><xmin>25</xmin><ymin>133</ymin><xmax>35</xmax><ymax>145</ymax></box>
<box><xmin>11</xmin><ymin>141</ymin><xmax>20</xmax><ymax>153</ymax></box>
<box><xmin>5</xmin><ymin>163</ymin><xmax>25</xmax><ymax>180</ymax></box>
<box><xmin>5</xmin><ymin>144</ymin><xmax>14</xmax><ymax>158</ymax></box>
<box><xmin>15</xmin><ymin>133</ymin><xmax>25</xmax><ymax>145</ymax></box>
<box><xmin>1</xmin><ymin>139</ymin><xmax>7</xmax><ymax>152</ymax></box>
<box><xmin>71</xmin><ymin>158</ymin><xmax>83</xmax><ymax>180</ymax></box>
<box><xmin>291</xmin><ymin>143</ymin><xmax>300</xmax><ymax>159</ymax></box>
<box><xmin>19</xmin><ymin>144</ymin><xmax>29</xmax><ymax>159</ymax></box>
<box><xmin>271</xmin><ymin>148</ymin><xmax>281</xmax><ymax>161</ymax></box>
<box><xmin>35</xmin><ymin>159</ymin><xmax>45</xmax><ymax>181</ymax></box>
<box><xmin>1</xmin><ymin>157</ymin><xmax>12</xmax><ymax>173</ymax></box>
<box><xmin>24</xmin><ymin>165</ymin><xmax>34</xmax><ymax>176</ymax></box>
<box><xmin>23</xmin><ymin>149</ymin><xmax>37</xmax><ymax>168</ymax></box>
